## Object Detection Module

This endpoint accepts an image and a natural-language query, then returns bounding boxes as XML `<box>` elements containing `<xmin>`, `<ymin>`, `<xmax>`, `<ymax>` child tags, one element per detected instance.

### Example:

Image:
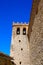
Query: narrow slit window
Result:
<box><xmin>16</xmin><ymin>28</ymin><xmax>20</xmax><ymax>35</ymax></box>
<box><xmin>19</xmin><ymin>61</ymin><xmax>21</xmax><ymax>64</ymax></box>
<box><xmin>23</xmin><ymin>28</ymin><xmax>26</xmax><ymax>35</ymax></box>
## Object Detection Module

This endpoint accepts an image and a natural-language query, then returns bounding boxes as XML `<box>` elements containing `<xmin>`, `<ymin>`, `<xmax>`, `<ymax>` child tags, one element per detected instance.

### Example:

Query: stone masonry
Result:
<box><xmin>28</xmin><ymin>0</ymin><xmax>43</xmax><ymax>65</ymax></box>
<box><xmin>10</xmin><ymin>23</ymin><xmax>30</xmax><ymax>65</ymax></box>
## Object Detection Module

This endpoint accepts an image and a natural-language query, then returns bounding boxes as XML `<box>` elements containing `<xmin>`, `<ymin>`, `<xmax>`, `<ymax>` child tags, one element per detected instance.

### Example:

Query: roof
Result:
<box><xmin>0</xmin><ymin>52</ymin><xmax>14</xmax><ymax>60</ymax></box>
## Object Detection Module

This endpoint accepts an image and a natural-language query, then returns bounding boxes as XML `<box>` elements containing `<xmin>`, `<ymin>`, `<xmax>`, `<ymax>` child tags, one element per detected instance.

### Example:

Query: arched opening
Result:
<box><xmin>23</xmin><ymin>28</ymin><xmax>26</xmax><ymax>35</ymax></box>
<box><xmin>16</xmin><ymin>28</ymin><xmax>20</xmax><ymax>35</ymax></box>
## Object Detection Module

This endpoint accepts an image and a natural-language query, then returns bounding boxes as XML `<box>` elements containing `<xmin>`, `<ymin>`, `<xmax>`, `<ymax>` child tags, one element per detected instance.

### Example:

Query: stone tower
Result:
<box><xmin>10</xmin><ymin>22</ymin><xmax>29</xmax><ymax>65</ymax></box>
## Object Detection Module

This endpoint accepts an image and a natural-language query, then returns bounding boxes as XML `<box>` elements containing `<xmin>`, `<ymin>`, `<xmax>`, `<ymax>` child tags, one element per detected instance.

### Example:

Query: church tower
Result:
<box><xmin>10</xmin><ymin>22</ymin><xmax>30</xmax><ymax>65</ymax></box>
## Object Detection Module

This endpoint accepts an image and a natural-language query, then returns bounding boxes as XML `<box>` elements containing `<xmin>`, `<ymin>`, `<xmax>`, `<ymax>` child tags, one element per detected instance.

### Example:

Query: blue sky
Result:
<box><xmin>0</xmin><ymin>0</ymin><xmax>32</xmax><ymax>55</ymax></box>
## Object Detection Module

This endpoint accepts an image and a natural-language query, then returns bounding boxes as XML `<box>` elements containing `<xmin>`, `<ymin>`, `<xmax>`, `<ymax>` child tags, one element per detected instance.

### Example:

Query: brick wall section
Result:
<box><xmin>29</xmin><ymin>0</ymin><xmax>43</xmax><ymax>65</ymax></box>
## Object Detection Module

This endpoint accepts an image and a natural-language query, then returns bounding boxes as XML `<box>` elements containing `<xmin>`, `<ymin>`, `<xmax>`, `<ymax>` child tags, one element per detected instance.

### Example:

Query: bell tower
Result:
<box><xmin>10</xmin><ymin>22</ymin><xmax>30</xmax><ymax>65</ymax></box>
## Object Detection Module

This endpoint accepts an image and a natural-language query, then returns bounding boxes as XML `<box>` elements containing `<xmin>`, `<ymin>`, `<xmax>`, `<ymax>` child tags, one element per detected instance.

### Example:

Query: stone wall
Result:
<box><xmin>28</xmin><ymin>0</ymin><xmax>43</xmax><ymax>65</ymax></box>
<box><xmin>10</xmin><ymin>24</ymin><xmax>30</xmax><ymax>65</ymax></box>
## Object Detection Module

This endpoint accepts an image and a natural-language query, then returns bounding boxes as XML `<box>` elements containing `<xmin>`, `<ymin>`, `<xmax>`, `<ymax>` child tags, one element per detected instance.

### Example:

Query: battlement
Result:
<box><xmin>12</xmin><ymin>21</ymin><xmax>29</xmax><ymax>27</ymax></box>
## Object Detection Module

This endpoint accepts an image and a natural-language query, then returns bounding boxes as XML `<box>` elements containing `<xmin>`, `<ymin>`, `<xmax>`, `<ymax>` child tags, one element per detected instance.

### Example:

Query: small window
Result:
<box><xmin>23</xmin><ymin>28</ymin><xmax>26</xmax><ymax>35</ymax></box>
<box><xmin>19</xmin><ymin>61</ymin><xmax>21</xmax><ymax>64</ymax></box>
<box><xmin>16</xmin><ymin>28</ymin><xmax>20</xmax><ymax>35</ymax></box>
<box><xmin>19</xmin><ymin>40</ymin><xmax>21</xmax><ymax>42</ymax></box>
<box><xmin>21</xmin><ymin>48</ymin><xmax>23</xmax><ymax>51</ymax></box>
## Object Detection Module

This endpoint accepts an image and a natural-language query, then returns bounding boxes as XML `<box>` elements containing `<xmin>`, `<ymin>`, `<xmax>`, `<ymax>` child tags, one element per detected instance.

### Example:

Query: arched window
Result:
<box><xmin>16</xmin><ymin>28</ymin><xmax>20</xmax><ymax>35</ymax></box>
<box><xmin>23</xmin><ymin>28</ymin><xmax>26</xmax><ymax>35</ymax></box>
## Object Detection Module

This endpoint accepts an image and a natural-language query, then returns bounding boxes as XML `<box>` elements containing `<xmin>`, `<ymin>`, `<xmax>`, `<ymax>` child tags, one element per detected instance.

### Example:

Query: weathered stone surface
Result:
<box><xmin>10</xmin><ymin>23</ymin><xmax>30</xmax><ymax>65</ymax></box>
<box><xmin>29</xmin><ymin>0</ymin><xmax>43</xmax><ymax>65</ymax></box>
